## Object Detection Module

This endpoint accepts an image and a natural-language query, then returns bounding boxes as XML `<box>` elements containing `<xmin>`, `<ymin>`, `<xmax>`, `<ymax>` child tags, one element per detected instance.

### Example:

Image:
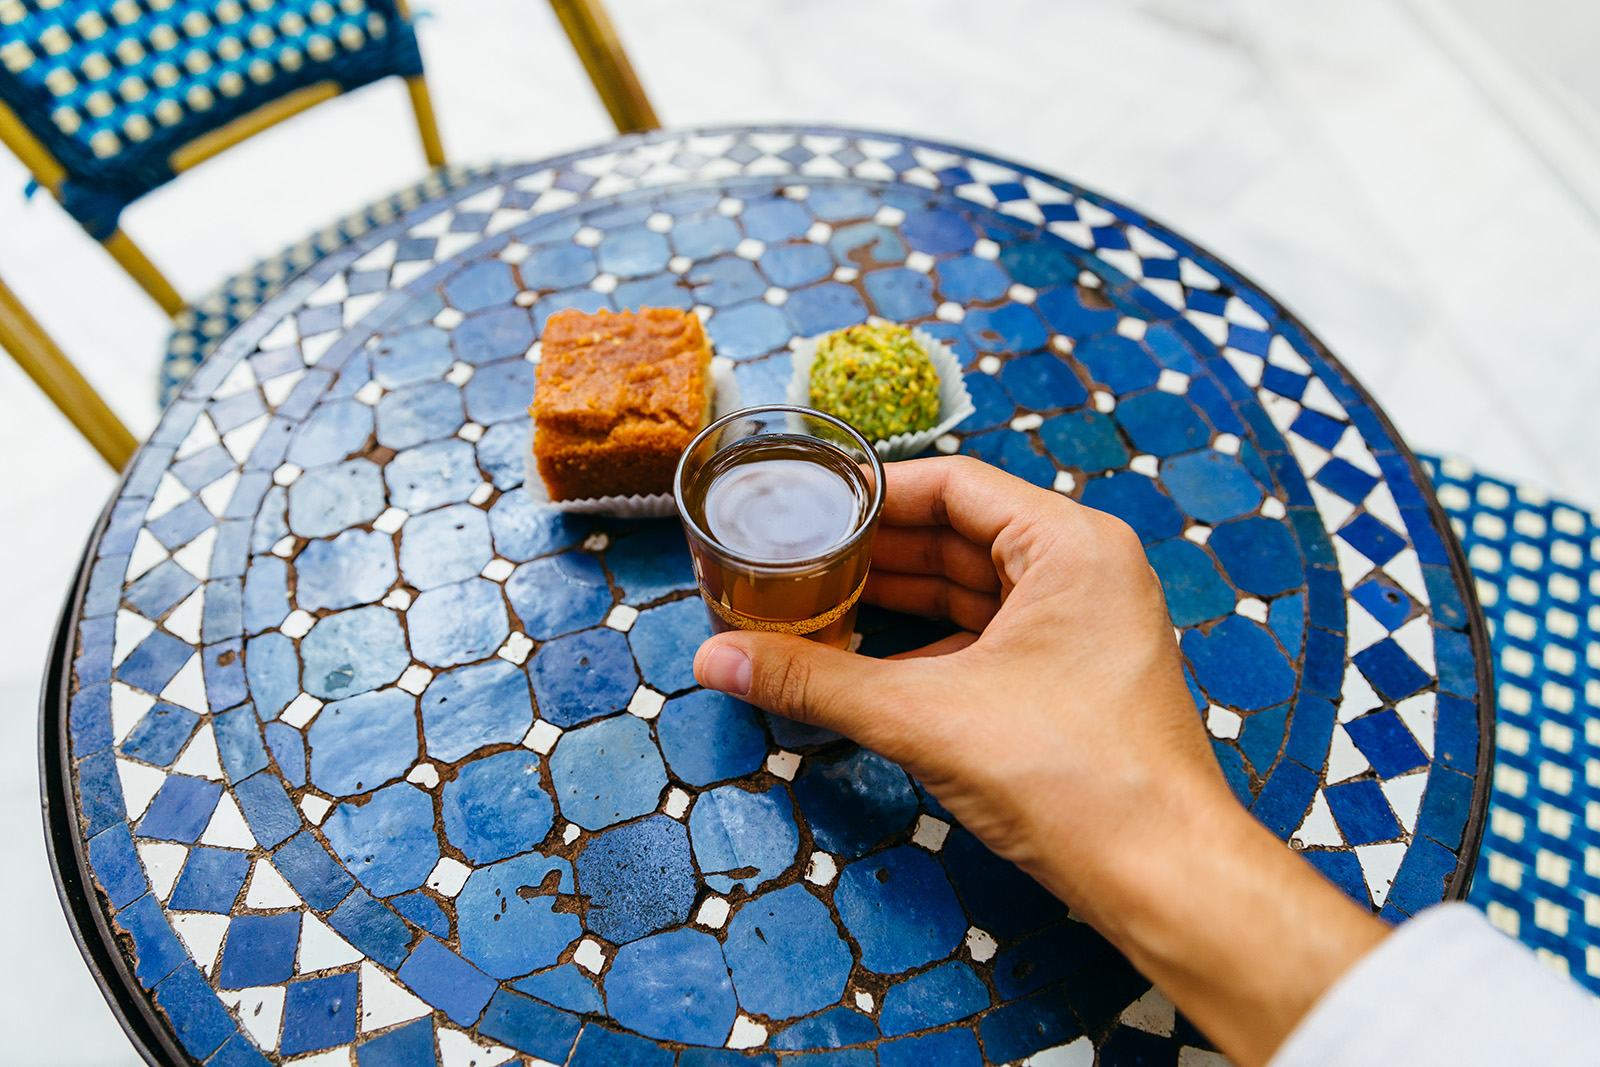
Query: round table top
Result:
<box><xmin>45</xmin><ymin>125</ymin><xmax>1493</xmax><ymax>1067</ymax></box>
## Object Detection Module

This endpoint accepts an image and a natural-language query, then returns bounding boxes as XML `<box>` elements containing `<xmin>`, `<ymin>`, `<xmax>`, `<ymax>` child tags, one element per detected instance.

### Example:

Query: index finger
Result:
<box><xmin>881</xmin><ymin>455</ymin><xmax>1075</xmax><ymax>547</ymax></box>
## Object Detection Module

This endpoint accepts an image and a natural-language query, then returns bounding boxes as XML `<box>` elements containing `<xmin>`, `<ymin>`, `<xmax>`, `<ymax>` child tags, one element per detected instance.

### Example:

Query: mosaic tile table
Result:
<box><xmin>43</xmin><ymin>126</ymin><xmax>1495</xmax><ymax>1067</ymax></box>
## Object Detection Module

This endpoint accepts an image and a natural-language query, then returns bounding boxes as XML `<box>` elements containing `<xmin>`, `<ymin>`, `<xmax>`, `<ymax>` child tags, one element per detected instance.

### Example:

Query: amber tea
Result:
<box><xmin>675</xmin><ymin>407</ymin><xmax>884</xmax><ymax>649</ymax></box>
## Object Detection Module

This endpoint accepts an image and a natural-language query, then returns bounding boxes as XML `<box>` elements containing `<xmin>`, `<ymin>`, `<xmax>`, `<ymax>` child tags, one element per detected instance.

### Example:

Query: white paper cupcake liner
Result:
<box><xmin>524</xmin><ymin>358</ymin><xmax>743</xmax><ymax>518</ymax></box>
<box><xmin>786</xmin><ymin>322</ymin><xmax>975</xmax><ymax>461</ymax></box>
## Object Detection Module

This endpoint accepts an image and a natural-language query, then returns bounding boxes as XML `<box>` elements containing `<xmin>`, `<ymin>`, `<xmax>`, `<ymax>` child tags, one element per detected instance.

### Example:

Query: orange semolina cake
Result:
<box><xmin>531</xmin><ymin>307</ymin><xmax>714</xmax><ymax>500</ymax></box>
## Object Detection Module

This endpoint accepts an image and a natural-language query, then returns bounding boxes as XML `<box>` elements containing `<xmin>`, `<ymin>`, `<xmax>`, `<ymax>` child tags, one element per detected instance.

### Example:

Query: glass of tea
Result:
<box><xmin>674</xmin><ymin>406</ymin><xmax>885</xmax><ymax>649</ymax></box>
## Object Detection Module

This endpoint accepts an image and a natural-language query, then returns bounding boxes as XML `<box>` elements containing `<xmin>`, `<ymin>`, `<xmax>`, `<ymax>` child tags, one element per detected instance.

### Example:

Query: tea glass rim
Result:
<box><xmin>673</xmin><ymin>404</ymin><xmax>887</xmax><ymax>573</ymax></box>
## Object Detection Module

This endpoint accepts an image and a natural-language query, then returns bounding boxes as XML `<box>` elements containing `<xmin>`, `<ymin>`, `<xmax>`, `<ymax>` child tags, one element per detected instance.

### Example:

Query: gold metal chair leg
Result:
<box><xmin>100</xmin><ymin>231</ymin><xmax>185</xmax><ymax>318</ymax></box>
<box><xmin>0</xmin><ymin>276</ymin><xmax>137</xmax><ymax>470</ymax></box>
<box><xmin>545</xmin><ymin>0</ymin><xmax>660</xmax><ymax>134</ymax></box>
<box><xmin>405</xmin><ymin>74</ymin><xmax>448</xmax><ymax>168</ymax></box>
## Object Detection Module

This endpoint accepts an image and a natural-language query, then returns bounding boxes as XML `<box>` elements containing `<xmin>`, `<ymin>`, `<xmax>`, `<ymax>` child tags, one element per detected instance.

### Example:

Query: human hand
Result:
<box><xmin>692</xmin><ymin>455</ymin><xmax>1385</xmax><ymax>1067</ymax></box>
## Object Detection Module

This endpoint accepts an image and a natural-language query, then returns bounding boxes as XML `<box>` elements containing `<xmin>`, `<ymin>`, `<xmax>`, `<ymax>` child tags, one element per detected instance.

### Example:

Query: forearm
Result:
<box><xmin>1030</xmin><ymin>785</ymin><xmax>1388</xmax><ymax>1067</ymax></box>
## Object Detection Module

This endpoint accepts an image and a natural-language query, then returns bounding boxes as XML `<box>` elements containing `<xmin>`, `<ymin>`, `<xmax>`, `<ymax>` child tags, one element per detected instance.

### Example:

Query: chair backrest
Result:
<box><xmin>0</xmin><ymin>0</ymin><xmax>426</xmax><ymax>238</ymax></box>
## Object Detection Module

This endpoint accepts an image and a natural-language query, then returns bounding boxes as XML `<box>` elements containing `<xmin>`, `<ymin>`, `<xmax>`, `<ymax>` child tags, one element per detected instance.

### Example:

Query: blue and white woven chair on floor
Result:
<box><xmin>0</xmin><ymin>0</ymin><xmax>658</xmax><ymax>465</ymax></box>
<box><xmin>1422</xmin><ymin>456</ymin><xmax>1600</xmax><ymax>990</ymax></box>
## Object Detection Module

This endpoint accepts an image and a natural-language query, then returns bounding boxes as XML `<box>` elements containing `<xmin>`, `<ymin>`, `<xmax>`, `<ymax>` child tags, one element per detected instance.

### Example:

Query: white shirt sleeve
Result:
<box><xmin>1269</xmin><ymin>903</ymin><xmax>1600</xmax><ymax>1067</ymax></box>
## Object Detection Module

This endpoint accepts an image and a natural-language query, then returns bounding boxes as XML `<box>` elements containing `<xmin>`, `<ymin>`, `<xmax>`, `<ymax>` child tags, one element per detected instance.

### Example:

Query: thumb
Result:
<box><xmin>693</xmin><ymin>630</ymin><xmax>912</xmax><ymax>740</ymax></box>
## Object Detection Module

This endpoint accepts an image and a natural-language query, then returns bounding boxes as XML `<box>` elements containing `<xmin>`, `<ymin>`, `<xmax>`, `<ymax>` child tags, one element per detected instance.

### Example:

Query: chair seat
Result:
<box><xmin>1422</xmin><ymin>456</ymin><xmax>1600</xmax><ymax>988</ymax></box>
<box><xmin>159</xmin><ymin>161</ymin><xmax>491</xmax><ymax>402</ymax></box>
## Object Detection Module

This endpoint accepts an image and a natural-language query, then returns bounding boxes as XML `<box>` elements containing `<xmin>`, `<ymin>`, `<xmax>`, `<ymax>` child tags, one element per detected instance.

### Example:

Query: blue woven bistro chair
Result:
<box><xmin>0</xmin><ymin>0</ymin><xmax>658</xmax><ymax>467</ymax></box>
<box><xmin>1421</xmin><ymin>456</ymin><xmax>1600</xmax><ymax>989</ymax></box>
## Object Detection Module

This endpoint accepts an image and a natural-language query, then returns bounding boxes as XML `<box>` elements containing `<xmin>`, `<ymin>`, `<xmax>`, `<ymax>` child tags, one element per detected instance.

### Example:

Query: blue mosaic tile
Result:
<box><xmin>1344</xmin><ymin>710</ymin><xmax>1428</xmax><ymax>778</ymax></box>
<box><xmin>458</xmin><ymin>852</ymin><xmax>581</xmax><ymax>978</ymax></box>
<box><xmin>393</xmin><ymin>891</ymin><xmax>451</xmax><ymax>939</ymax></box>
<box><xmin>478</xmin><ymin>989</ymin><xmax>583</xmax><ymax>1062</ymax></box>
<box><xmin>900</xmin><ymin>209</ymin><xmax>975</xmax><ymax>255</ymax></box>
<box><xmin>329</xmin><ymin>890</ymin><xmax>412</xmax><ymax>970</ymax></box>
<box><xmin>1074</xmin><ymin>334</ymin><xmax>1159</xmax><ymax>393</ymax></box>
<box><xmin>1114</xmin><ymin>390</ymin><xmax>1210</xmax><ymax>457</ymax></box>
<box><xmin>384</xmin><ymin>439</ymin><xmax>484</xmax><ymax>513</ymax></box>
<box><xmin>300</xmin><ymin>606</ymin><xmax>410</xmax><ymax>699</ymax></box>
<box><xmin>308</xmin><ymin>688</ymin><xmax>419</xmax><ymax>796</ymax></box>
<box><xmin>465</xmin><ymin>359</ymin><xmax>538</xmax><ymax>425</ymax></box>
<box><xmin>689</xmin><ymin>783</ymin><xmax>799</xmax><ymax>893</ymax></box>
<box><xmin>408</xmin><ymin>578</ymin><xmax>511</xmax><ymax>668</ymax></box>
<box><xmin>879</xmin><ymin>1028</ymin><xmax>983</xmax><ymax>1067</ymax></box>
<box><xmin>232</xmin><ymin>771</ymin><xmax>300</xmax><ymax>850</ymax></box>
<box><xmin>521</xmin><ymin>244</ymin><xmax>597</xmax><ymax>290</ymax></box>
<box><xmin>769</xmin><ymin>1006</ymin><xmax>877</xmax><ymax>1051</ymax></box>
<box><xmin>630</xmin><ymin>598</ymin><xmax>714</xmax><ymax>694</ymax></box>
<box><xmin>117</xmin><ymin>629</ymin><xmax>195</xmax><ymax>695</ymax></box>
<box><xmin>399</xmin><ymin>937</ymin><xmax>499</xmax><ymax>1026</ymax></box>
<box><xmin>1324</xmin><ymin>779</ymin><xmax>1403</xmax><ymax>845</ymax></box>
<box><xmin>785</xmin><ymin>283</ymin><xmax>867</xmax><ymax>337</ymax></box>
<box><xmin>119</xmin><ymin>702</ymin><xmax>200</xmax><ymax>766</ymax></box>
<box><xmin>793</xmin><ymin>747</ymin><xmax>916</xmax><ymax>860</ymax></box>
<box><xmin>1038</xmin><ymin>410</ymin><xmax>1128</xmax><ymax>473</ymax></box>
<box><xmin>356</xmin><ymin>1018</ymin><xmax>437</xmax><ymax>1067</ymax></box>
<box><xmin>1160</xmin><ymin>451</ymin><xmax>1263</xmax><ymax>524</ymax></box>
<box><xmin>324</xmin><ymin>783</ymin><xmax>439</xmax><ymax>896</ymax></box>
<box><xmin>1353</xmin><ymin>638</ymin><xmax>1431</xmax><ymax>701</ymax></box>
<box><xmin>376</xmin><ymin>381</ymin><xmax>464</xmax><ymax>450</ymax></box>
<box><xmin>242</xmin><ymin>556</ymin><xmax>289</xmax><ymax>634</ymax></box>
<box><xmin>126</xmin><ymin>560</ymin><xmax>201</xmax><ymax>621</ymax></box>
<box><xmin>154</xmin><ymin>964</ymin><xmax>234</xmax><ymax>1059</ymax></box>
<box><xmin>445</xmin><ymin>260</ymin><xmax>519</xmax><ymax>313</ymax></box>
<box><xmin>371</xmin><ymin>327</ymin><xmax>454</xmax><ymax>395</ymax></box>
<box><xmin>287</xmin><ymin>400</ymin><xmax>374</xmax><ymax>469</ymax></box>
<box><xmin>138</xmin><ymin>776</ymin><xmax>224</xmax><ymax>844</ymax></box>
<box><xmin>605</xmin><ymin>525</ymin><xmax>696</xmax><ymax>605</ymax></box>
<box><xmin>514</xmin><ymin>964</ymin><xmax>603</xmax><ymax>1014</ymax></box>
<box><xmin>759</xmin><ymin>243</ymin><xmax>834</xmax><ymax>289</ymax></box>
<box><xmin>1145</xmin><ymin>539</ymin><xmax>1235</xmax><ymax>628</ymax></box>
<box><xmin>1183</xmin><ymin>616</ymin><xmax>1296</xmax><ymax>711</ymax></box>
<box><xmin>295</xmin><ymin>529</ymin><xmax>398</xmax><ymax>612</ymax></box>
<box><xmin>656</xmin><ymin>690</ymin><xmax>768</xmax><ymax>786</ymax></box>
<box><xmin>607</xmin><ymin>928</ymin><xmax>737</xmax><ymax>1044</ymax></box>
<box><xmin>835</xmin><ymin>846</ymin><xmax>965</xmax><ymax>975</ymax></box>
<box><xmin>420</xmin><ymin>659</ymin><xmax>534</xmax><ymax>763</ymax></box>
<box><xmin>673</xmin><ymin>214</ymin><xmax>743</xmax><ymax>259</ymax></box>
<box><xmin>169</xmin><ymin>847</ymin><xmax>251</xmax><ymax>914</ymax></box>
<box><xmin>599</xmin><ymin>230</ymin><xmax>672</xmax><ymax>278</ymax></box>
<box><xmin>442</xmin><ymin>750</ymin><xmax>555</xmax><ymax>864</ymax></box>
<box><xmin>879</xmin><ymin>961</ymin><xmax>989</xmax><ymax>1037</ymax></box>
<box><xmin>692</xmin><ymin>257</ymin><xmax>768</xmax><ymax>307</ymax></box>
<box><xmin>218</xmin><ymin>911</ymin><xmax>300</xmax><ymax>989</ymax></box>
<box><xmin>1080</xmin><ymin>471</ymin><xmax>1184</xmax><ymax>545</ymax></box>
<box><xmin>960</xmin><ymin>429</ymin><xmax>1054</xmax><ymax>489</ymax></box>
<box><xmin>1210</xmin><ymin>517</ymin><xmax>1304</xmax><ymax>598</ymax></box>
<box><xmin>288</xmin><ymin>460</ymin><xmax>388</xmax><ymax>538</ymax></box>
<box><xmin>999</xmin><ymin>353</ymin><xmax>1088</xmax><ymax>412</ymax></box>
<box><xmin>566</xmin><ymin>1024</ymin><xmax>674</xmax><ymax>1067</ymax></box>
<box><xmin>531</xmin><ymin>627</ymin><xmax>640</xmax><ymax>728</ymax></box>
<box><xmin>724</xmin><ymin>883</ymin><xmax>853</xmax><ymax>1019</ymax></box>
<box><xmin>574</xmin><ymin>814</ymin><xmax>696</xmax><ymax>944</ymax></box>
<box><xmin>88</xmin><ymin>824</ymin><xmax>144</xmax><ymax>909</ymax></box>
<box><xmin>280</xmin><ymin>972</ymin><xmax>361</xmax><ymax>1057</ymax></box>
<box><xmin>489</xmin><ymin>492</ymin><xmax>587</xmax><ymax>562</ymax></box>
<box><xmin>550</xmin><ymin>714</ymin><xmax>668</xmax><ymax>830</ymax></box>
<box><xmin>399</xmin><ymin>503</ymin><xmax>493</xmax><ymax>591</ymax></box>
<box><xmin>506</xmin><ymin>552</ymin><xmax>613</xmax><ymax>639</ymax></box>
<box><xmin>454</xmin><ymin>306</ymin><xmax>535</xmax><ymax>365</ymax></box>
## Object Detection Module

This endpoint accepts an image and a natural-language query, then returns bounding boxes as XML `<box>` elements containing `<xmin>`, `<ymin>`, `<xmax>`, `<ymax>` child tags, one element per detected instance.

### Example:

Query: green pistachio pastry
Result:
<box><xmin>808</xmin><ymin>323</ymin><xmax>942</xmax><ymax>441</ymax></box>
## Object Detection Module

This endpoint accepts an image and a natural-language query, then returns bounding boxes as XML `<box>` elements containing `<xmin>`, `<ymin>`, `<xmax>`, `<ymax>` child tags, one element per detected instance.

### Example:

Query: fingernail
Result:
<box><xmin>701</xmin><ymin>645</ymin><xmax>752</xmax><ymax>698</ymax></box>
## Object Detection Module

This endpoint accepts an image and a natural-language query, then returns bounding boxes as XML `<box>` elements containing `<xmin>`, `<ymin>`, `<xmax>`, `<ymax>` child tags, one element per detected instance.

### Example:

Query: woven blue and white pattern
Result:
<box><xmin>0</xmin><ymin>0</ymin><xmax>424</xmax><ymax>237</ymax></box>
<box><xmin>1423</xmin><ymin>456</ymin><xmax>1600</xmax><ymax>989</ymax></box>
